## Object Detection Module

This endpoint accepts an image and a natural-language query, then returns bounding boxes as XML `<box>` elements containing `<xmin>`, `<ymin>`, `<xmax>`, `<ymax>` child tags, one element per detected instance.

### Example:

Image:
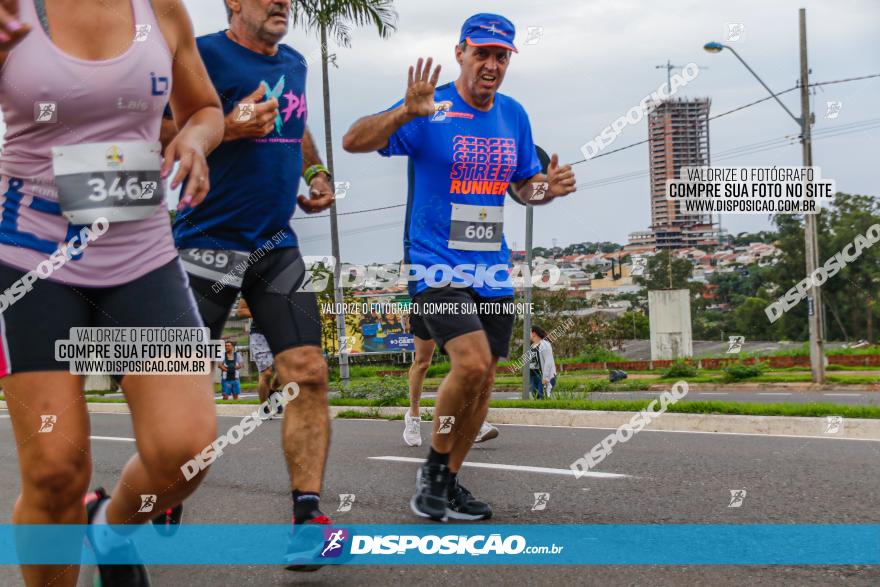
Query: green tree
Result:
<box><xmin>613</xmin><ymin>310</ymin><xmax>649</xmax><ymax>339</ymax></box>
<box><xmin>732</xmin><ymin>230</ymin><xmax>777</xmax><ymax>246</ymax></box>
<box><xmin>770</xmin><ymin>192</ymin><xmax>880</xmax><ymax>342</ymax></box>
<box><xmin>732</xmin><ymin>296</ymin><xmax>779</xmax><ymax>340</ymax></box>
<box><xmin>634</xmin><ymin>251</ymin><xmax>693</xmax><ymax>290</ymax></box>
<box><xmin>598</xmin><ymin>241</ymin><xmax>622</xmax><ymax>254</ymax></box>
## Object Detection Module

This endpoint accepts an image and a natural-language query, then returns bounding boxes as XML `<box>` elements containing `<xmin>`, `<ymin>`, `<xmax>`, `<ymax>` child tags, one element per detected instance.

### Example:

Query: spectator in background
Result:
<box><xmin>219</xmin><ymin>340</ymin><xmax>242</xmax><ymax>400</ymax></box>
<box><xmin>529</xmin><ymin>326</ymin><xmax>557</xmax><ymax>399</ymax></box>
<box><xmin>238</xmin><ymin>297</ymin><xmax>279</xmax><ymax>413</ymax></box>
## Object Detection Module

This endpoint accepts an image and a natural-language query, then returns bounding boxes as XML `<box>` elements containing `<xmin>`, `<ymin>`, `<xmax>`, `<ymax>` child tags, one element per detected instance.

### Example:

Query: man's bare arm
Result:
<box><xmin>342</xmin><ymin>105</ymin><xmax>415</xmax><ymax>153</ymax></box>
<box><xmin>343</xmin><ymin>57</ymin><xmax>441</xmax><ymax>153</ymax></box>
<box><xmin>302</xmin><ymin>127</ymin><xmax>325</xmax><ymax>170</ymax></box>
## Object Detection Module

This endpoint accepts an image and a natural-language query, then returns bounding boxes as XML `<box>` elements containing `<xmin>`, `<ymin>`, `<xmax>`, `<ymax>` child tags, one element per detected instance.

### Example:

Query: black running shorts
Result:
<box><xmin>411</xmin><ymin>286</ymin><xmax>515</xmax><ymax>358</ymax></box>
<box><xmin>185</xmin><ymin>247</ymin><xmax>322</xmax><ymax>356</ymax></box>
<box><xmin>408</xmin><ymin>310</ymin><xmax>431</xmax><ymax>341</ymax></box>
<box><xmin>0</xmin><ymin>258</ymin><xmax>203</xmax><ymax>376</ymax></box>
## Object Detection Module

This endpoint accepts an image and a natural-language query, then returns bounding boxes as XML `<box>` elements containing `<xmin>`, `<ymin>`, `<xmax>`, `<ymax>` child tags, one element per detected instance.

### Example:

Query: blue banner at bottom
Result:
<box><xmin>1</xmin><ymin>525</ymin><xmax>879</xmax><ymax>565</ymax></box>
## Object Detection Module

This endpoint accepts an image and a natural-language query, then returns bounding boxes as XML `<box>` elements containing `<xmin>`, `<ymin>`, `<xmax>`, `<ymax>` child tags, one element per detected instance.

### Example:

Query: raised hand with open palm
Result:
<box><xmin>403</xmin><ymin>57</ymin><xmax>442</xmax><ymax>119</ymax></box>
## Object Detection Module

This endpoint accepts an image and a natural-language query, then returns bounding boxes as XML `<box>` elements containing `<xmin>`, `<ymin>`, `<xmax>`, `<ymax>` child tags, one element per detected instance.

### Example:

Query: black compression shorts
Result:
<box><xmin>185</xmin><ymin>247</ymin><xmax>322</xmax><ymax>356</ymax></box>
<box><xmin>0</xmin><ymin>258</ymin><xmax>203</xmax><ymax>377</ymax></box>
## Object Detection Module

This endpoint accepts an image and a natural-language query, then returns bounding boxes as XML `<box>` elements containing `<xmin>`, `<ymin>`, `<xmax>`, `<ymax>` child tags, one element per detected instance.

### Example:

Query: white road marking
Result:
<box><xmin>368</xmin><ymin>455</ymin><xmax>630</xmax><ymax>479</ymax></box>
<box><xmin>90</xmin><ymin>435</ymin><xmax>135</xmax><ymax>442</ymax></box>
<box><xmin>757</xmin><ymin>393</ymin><xmax>792</xmax><ymax>396</ymax></box>
<box><xmin>824</xmin><ymin>393</ymin><xmax>863</xmax><ymax>397</ymax></box>
<box><xmin>697</xmin><ymin>392</ymin><xmax>728</xmax><ymax>395</ymax></box>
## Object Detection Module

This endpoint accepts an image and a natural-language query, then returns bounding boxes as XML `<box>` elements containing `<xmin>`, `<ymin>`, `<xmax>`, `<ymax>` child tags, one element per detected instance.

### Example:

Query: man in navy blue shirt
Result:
<box><xmin>165</xmin><ymin>0</ymin><xmax>337</xmax><ymax>569</ymax></box>
<box><xmin>344</xmin><ymin>13</ymin><xmax>576</xmax><ymax>522</ymax></box>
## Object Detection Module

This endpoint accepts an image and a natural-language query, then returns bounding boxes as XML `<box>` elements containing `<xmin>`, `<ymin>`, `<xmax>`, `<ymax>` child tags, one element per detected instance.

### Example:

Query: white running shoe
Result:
<box><xmin>403</xmin><ymin>413</ymin><xmax>422</xmax><ymax>447</ymax></box>
<box><xmin>474</xmin><ymin>422</ymin><xmax>499</xmax><ymax>444</ymax></box>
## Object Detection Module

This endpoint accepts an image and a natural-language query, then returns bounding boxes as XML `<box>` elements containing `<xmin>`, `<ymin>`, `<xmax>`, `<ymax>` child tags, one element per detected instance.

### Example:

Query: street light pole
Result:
<box><xmin>703</xmin><ymin>8</ymin><xmax>825</xmax><ymax>382</ymax></box>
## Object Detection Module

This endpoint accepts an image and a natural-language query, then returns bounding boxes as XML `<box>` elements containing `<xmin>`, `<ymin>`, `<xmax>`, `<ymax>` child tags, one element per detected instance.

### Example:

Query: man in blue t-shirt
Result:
<box><xmin>343</xmin><ymin>13</ymin><xmax>576</xmax><ymax>522</ymax></box>
<box><xmin>163</xmin><ymin>0</ymin><xmax>337</xmax><ymax>569</ymax></box>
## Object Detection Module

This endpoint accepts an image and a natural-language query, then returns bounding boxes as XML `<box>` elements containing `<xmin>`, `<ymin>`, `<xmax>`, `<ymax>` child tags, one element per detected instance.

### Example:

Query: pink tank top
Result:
<box><xmin>0</xmin><ymin>0</ymin><xmax>177</xmax><ymax>287</ymax></box>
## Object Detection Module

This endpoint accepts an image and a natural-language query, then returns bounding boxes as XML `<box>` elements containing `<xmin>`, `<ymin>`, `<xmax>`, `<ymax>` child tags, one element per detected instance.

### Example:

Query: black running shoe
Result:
<box><xmin>410</xmin><ymin>462</ymin><xmax>450</xmax><ymax>522</ymax></box>
<box><xmin>84</xmin><ymin>488</ymin><xmax>152</xmax><ymax>587</ymax></box>
<box><xmin>151</xmin><ymin>504</ymin><xmax>182</xmax><ymax>537</ymax></box>
<box><xmin>446</xmin><ymin>478</ymin><xmax>492</xmax><ymax>521</ymax></box>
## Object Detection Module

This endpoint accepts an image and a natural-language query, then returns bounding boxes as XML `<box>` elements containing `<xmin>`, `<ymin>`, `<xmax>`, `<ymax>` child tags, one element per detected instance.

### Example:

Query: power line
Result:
<box><xmin>296</xmin><ymin>202</ymin><xmax>406</xmax><ymax>220</ymax></box>
<box><xmin>569</xmin><ymin>72</ymin><xmax>879</xmax><ymax>166</ymax></box>
<box><xmin>295</xmin><ymin>73</ymin><xmax>879</xmax><ymax>220</ymax></box>
<box><xmin>573</xmin><ymin>119</ymin><xmax>880</xmax><ymax>192</ymax></box>
<box><xmin>296</xmin><ymin>120</ymin><xmax>880</xmax><ymax>240</ymax></box>
<box><xmin>565</xmin><ymin>88</ymin><xmax>803</xmax><ymax>165</ymax></box>
<box><xmin>569</xmin><ymin>119</ymin><xmax>880</xmax><ymax>192</ymax></box>
<box><xmin>811</xmin><ymin>72</ymin><xmax>880</xmax><ymax>86</ymax></box>
<box><xmin>297</xmin><ymin>118</ymin><xmax>880</xmax><ymax>226</ymax></box>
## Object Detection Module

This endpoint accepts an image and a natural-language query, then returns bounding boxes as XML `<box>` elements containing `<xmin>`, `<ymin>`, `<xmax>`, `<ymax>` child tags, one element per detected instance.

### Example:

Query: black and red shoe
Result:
<box><xmin>83</xmin><ymin>488</ymin><xmax>152</xmax><ymax>587</ymax></box>
<box><xmin>284</xmin><ymin>514</ymin><xmax>339</xmax><ymax>572</ymax></box>
<box><xmin>151</xmin><ymin>504</ymin><xmax>183</xmax><ymax>537</ymax></box>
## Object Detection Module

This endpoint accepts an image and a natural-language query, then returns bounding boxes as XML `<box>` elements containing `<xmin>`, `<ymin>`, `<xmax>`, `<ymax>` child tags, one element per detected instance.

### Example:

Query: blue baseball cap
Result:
<box><xmin>459</xmin><ymin>13</ymin><xmax>518</xmax><ymax>53</ymax></box>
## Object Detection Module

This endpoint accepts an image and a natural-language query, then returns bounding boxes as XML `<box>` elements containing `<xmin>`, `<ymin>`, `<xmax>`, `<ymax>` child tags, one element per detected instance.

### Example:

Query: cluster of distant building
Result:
<box><xmin>507</xmin><ymin>240</ymin><xmax>781</xmax><ymax>302</ymax></box>
<box><xmin>353</xmin><ymin>240</ymin><xmax>781</xmax><ymax>308</ymax></box>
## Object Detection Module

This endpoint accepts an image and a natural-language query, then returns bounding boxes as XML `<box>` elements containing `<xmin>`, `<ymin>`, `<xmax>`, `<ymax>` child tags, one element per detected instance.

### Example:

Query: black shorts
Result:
<box><xmin>185</xmin><ymin>247</ymin><xmax>322</xmax><ymax>356</ymax></box>
<box><xmin>411</xmin><ymin>286</ymin><xmax>515</xmax><ymax>358</ymax></box>
<box><xmin>0</xmin><ymin>259</ymin><xmax>203</xmax><ymax>376</ymax></box>
<box><xmin>409</xmin><ymin>311</ymin><xmax>431</xmax><ymax>341</ymax></box>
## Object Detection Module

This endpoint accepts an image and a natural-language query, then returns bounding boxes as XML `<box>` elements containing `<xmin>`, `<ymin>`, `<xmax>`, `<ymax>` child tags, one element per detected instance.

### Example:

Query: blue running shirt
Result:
<box><xmin>173</xmin><ymin>31</ymin><xmax>308</xmax><ymax>252</ymax></box>
<box><xmin>379</xmin><ymin>83</ymin><xmax>541</xmax><ymax>298</ymax></box>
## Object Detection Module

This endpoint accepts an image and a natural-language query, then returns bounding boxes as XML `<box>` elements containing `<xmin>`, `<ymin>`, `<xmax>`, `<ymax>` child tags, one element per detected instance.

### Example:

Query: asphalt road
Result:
<box><xmin>96</xmin><ymin>388</ymin><xmax>880</xmax><ymax>405</ymax></box>
<box><xmin>0</xmin><ymin>413</ymin><xmax>878</xmax><ymax>586</ymax></box>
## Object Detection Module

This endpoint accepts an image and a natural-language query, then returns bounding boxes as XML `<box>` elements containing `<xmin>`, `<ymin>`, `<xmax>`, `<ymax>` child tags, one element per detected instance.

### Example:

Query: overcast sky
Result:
<box><xmin>29</xmin><ymin>0</ymin><xmax>880</xmax><ymax>263</ymax></box>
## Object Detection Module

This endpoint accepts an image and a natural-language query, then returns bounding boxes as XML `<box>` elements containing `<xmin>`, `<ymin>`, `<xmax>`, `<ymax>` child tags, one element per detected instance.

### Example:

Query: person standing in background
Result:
<box><xmin>219</xmin><ymin>340</ymin><xmax>242</xmax><ymax>400</ymax></box>
<box><xmin>530</xmin><ymin>326</ymin><xmax>557</xmax><ymax>399</ymax></box>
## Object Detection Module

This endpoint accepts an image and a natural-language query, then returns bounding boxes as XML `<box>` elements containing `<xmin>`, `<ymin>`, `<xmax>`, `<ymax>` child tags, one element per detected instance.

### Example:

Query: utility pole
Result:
<box><xmin>702</xmin><ymin>10</ymin><xmax>825</xmax><ymax>383</ymax></box>
<box><xmin>522</xmin><ymin>206</ymin><xmax>534</xmax><ymax>400</ymax></box>
<box><xmin>799</xmin><ymin>8</ymin><xmax>825</xmax><ymax>383</ymax></box>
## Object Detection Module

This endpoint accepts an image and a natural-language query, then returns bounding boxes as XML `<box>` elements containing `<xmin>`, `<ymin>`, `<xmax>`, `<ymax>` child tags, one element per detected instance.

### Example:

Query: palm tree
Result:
<box><xmin>291</xmin><ymin>0</ymin><xmax>397</xmax><ymax>383</ymax></box>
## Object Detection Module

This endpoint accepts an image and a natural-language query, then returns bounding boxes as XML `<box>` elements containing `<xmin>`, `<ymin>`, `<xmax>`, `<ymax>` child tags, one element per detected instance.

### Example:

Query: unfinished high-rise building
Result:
<box><xmin>645</xmin><ymin>97</ymin><xmax>720</xmax><ymax>249</ymax></box>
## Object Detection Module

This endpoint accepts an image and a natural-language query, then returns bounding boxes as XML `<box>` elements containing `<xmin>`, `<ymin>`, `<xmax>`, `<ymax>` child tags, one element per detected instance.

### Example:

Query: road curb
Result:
<box><xmin>324</xmin><ymin>406</ymin><xmax>880</xmax><ymax>440</ymax></box>
<box><xmin>481</xmin><ymin>408</ymin><xmax>879</xmax><ymax>440</ymax></box>
<box><xmin>5</xmin><ymin>402</ymin><xmax>875</xmax><ymax>441</ymax></box>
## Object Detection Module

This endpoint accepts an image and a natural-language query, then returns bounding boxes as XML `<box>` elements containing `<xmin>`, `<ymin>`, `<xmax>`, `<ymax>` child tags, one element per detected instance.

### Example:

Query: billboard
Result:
<box><xmin>320</xmin><ymin>294</ymin><xmax>415</xmax><ymax>356</ymax></box>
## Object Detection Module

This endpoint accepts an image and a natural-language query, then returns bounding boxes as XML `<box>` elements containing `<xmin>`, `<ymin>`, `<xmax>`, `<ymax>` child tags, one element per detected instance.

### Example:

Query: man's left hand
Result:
<box><xmin>547</xmin><ymin>153</ymin><xmax>576</xmax><ymax>199</ymax></box>
<box><xmin>298</xmin><ymin>173</ymin><xmax>335</xmax><ymax>214</ymax></box>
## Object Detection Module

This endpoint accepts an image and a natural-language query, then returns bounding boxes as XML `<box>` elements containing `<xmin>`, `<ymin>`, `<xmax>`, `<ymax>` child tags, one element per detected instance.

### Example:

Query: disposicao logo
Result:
<box><xmin>320</xmin><ymin>529</ymin><xmax>348</xmax><ymax>558</ymax></box>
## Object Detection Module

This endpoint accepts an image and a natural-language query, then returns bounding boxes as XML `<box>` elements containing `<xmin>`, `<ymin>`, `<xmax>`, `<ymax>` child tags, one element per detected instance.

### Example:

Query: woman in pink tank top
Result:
<box><xmin>0</xmin><ymin>2</ymin><xmax>224</xmax><ymax>586</ymax></box>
